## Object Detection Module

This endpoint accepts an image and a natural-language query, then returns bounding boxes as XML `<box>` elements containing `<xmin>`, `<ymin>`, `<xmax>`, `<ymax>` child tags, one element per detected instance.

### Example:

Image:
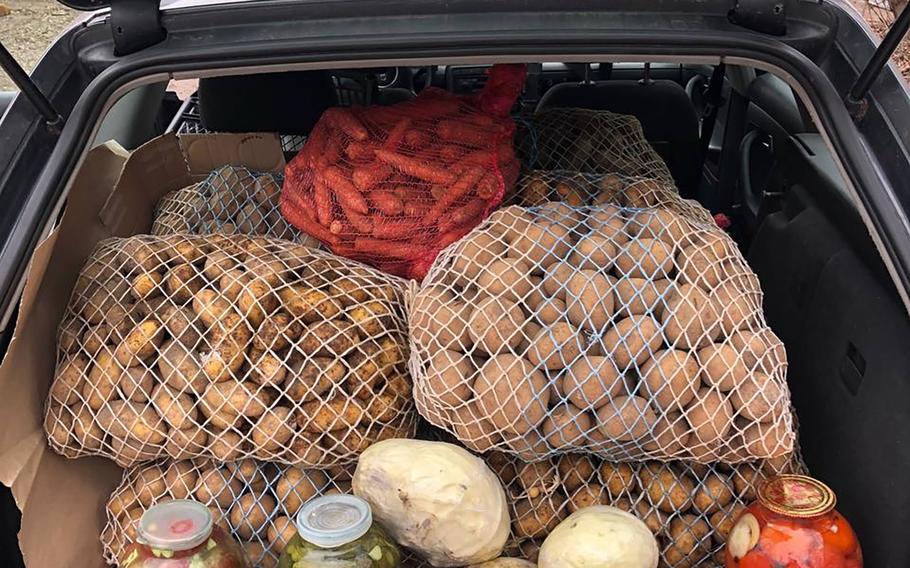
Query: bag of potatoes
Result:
<box><xmin>151</xmin><ymin>165</ymin><xmax>319</xmax><ymax>247</ymax></box>
<box><xmin>45</xmin><ymin>233</ymin><xmax>415</xmax><ymax>467</ymax></box>
<box><xmin>409</xmin><ymin>171</ymin><xmax>796</xmax><ymax>463</ymax></box>
<box><xmin>485</xmin><ymin>450</ymin><xmax>802</xmax><ymax>568</ymax></box>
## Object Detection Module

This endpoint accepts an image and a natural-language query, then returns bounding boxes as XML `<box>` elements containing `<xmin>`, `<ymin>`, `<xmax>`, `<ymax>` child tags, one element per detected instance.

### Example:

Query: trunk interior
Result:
<box><xmin>5</xmin><ymin>59</ymin><xmax>909</xmax><ymax>568</ymax></box>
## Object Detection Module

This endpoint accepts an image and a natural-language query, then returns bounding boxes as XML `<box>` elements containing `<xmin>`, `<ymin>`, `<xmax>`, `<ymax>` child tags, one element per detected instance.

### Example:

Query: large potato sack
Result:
<box><xmin>44</xmin><ymin>233</ymin><xmax>415</xmax><ymax>467</ymax></box>
<box><xmin>410</xmin><ymin>171</ymin><xmax>795</xmax><ymax>463</ymax></box>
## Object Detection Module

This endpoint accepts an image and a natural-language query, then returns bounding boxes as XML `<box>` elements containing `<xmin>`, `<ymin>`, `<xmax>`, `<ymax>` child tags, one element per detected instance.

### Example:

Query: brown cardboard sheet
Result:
<box><xmin>0</xmin><ymin>132</ymin><xmax>284</xmax><ymax>566</ymax></box>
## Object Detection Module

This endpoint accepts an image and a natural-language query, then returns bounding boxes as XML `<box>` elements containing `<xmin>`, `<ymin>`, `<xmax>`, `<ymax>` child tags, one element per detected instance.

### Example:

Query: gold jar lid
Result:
<box><xmin>758</xmin><ymin>475</ymin><xmax>837</xmax><ymax>518</ymax></box>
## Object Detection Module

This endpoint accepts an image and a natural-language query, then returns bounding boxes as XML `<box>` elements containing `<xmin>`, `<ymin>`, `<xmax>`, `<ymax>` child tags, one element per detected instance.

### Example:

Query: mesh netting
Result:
<box><xmin>281</xmin><ymin>66</ymin><xmax>527</xmax><ymax>281</ymax></box>
<box><xmin>486</xmin><ymin>450</ymin><xmax>804</xmax><ymax>567</ymax></box>
<box><xmin>514</xmin><ymin>108</ymin><xmax>675</xmax><ymax>188</ymax></box>
<box><xmin>44</xmin><ymin>233</ymin><xmax>416</xmax><ymax>467</ymax></box>
<box><xmin>151</xmin><ymin>166</ymin><xmax>320</xmax><ymax>248</ymax></box>
<box><xmin>409</xmin><ymin>170</ymin><xmax>795</xmax><ymax>463</ymax></box>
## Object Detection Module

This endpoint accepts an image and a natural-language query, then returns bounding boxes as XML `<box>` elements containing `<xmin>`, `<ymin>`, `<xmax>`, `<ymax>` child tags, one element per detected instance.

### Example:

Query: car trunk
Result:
<box><xmin>0</xmin><ymin>2</ymin><xmax>909</xmax><ymax>568</ymax></box>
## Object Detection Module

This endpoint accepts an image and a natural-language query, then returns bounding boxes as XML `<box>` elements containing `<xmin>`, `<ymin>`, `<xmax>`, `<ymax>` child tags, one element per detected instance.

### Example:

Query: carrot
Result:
<box><xmin>439</xmin><ymin>198</ymin><xmax>486</xmax><ymax>232</ymax></box>
<box><xmin>404</xmin><ymin>128</ymin><xmax>430</xmax><ymax>148</ymax></box>
<box><xmin>352</xmin><ymin>163</ymin><xmax>392</xmax><ymax>191</ymax></box>
<box><xmin>423</xmin><ymin>166</ymin><xmax>485</xmax><ymax>223</ymax></box>
<box><xmin>372</xmin><ymin>219</ymin><xmax>417</xmax><ymax>240</ymax></box>
<box><xmin>430</xmin><ymin>185</ymin><xmax>447</xmax><ymax>200</ymax></box>
<box><xmin>438</xmin><ymin>145</ymin><xmax>464</xmax><ymax>164</ymax></box>
<box><xmin>338</xmin><ymin>198</ymin><xmax>374</xmax><ymax>233</ymax></box>
<box><xmin>322</xmin><ymin>166</ymin><xmax>369</xmax><ymax>215</ymax></box>
<box><xmin>413</xmin><ymin>96</ymin><xmax>461</xmax><ymax>116</ymax></box>
<box><xmin>345</xmin><ymin>140</ymin><xmax>377</xmax><ymax>161</ymax></box>
<box><xmin>437</xmin><ymin>228</ymin><xmax>469</xmax><ymax>250</ymax></box>
<box><xmin>353</xmin><ymin>237</ymin><xmax>415</xmax><ymax>258</ymax></box>
<box><xmin>476</xmin><ymin>173</ymin><xmax>499</xmax><ymax>200</ymax></box>
<box><xmin>374</xmin><ymin>148</ymin><xmax>456</xmax><ymax>185</ymax></box>
<box><xmin>404</xmin><ymin>201</ymin><xmax>431</xmax><ymax>218</ymax></box>
<box><xmin>326</xmin><ymin>108</ymin><xmax>369</xmax><ymax>141</ymax></box>
<box><xmin>461</xmin><ymin>149</ymin><xmax>495</xmax><ymax>166</ymax></box>
<box><xmin>281</xmin><ymin>200</ymin><xmax>340</xmax><ymax>245</ymax></box>
<box><xmin>462</xmin><ymin>112</ymin><xmax>497</xmax><ymax>128</ymax></box>
<box><xmin>313</xmin><ymin>180</ymin><xmax>334</xmax><ymax>226</ymax></box>
<box><xmin>370</xmin><ymin>190</ymin><xmax>404</xmax><ymax>216</ymax></box>
<box><xmin>383</xmin><ymin>118</ymin><xmax>413</xmax><ymax>150</ymax></box>
<box><xmin>437</xmin><ymin>120</ymin><xmax>490</xmax><ymax>148</ymax></box>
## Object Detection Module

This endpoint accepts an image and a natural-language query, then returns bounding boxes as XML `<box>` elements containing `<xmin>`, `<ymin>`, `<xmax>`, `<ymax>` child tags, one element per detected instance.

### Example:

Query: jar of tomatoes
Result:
<box><xmin>725</xmin><ymin>474</ymin><xmax>862</xmax><ymax>568</ymax></box>
<box><xmin>121</xmin><ymin>500</ymin><xmax>251</xmax><ymax>568</ymax></box>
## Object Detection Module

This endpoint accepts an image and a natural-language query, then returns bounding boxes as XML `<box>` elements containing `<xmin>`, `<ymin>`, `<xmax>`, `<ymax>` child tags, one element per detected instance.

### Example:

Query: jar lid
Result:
<box><xmin>138</xmin><ymin>500</ymin><xmax>213</xmax><ymax>551</ymax></box>
<box><xmin>758</xmin><ymin>474</ymin><xmax>837</xmax><ymax>518</ymax></box>
<box><xmin>295</xmin><ymin>494</ymin><xmax>372</xmax><ymax>549</ymax></box>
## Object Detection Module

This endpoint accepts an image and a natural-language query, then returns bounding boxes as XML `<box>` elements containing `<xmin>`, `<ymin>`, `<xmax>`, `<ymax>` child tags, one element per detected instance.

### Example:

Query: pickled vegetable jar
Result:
<box><xmin>278</xmin><ymin>494</ymin><xmax>401</xmax><ymax>568</ymax></box>
<box><xmin>122</xmin><ymin>499</ymin><xmax>251</xmax><ymax>568</ymax></box>
<box><xmin>725</xmin><ymin>475</ymin><xmax>862</xmax><ymax>568</ymax></box>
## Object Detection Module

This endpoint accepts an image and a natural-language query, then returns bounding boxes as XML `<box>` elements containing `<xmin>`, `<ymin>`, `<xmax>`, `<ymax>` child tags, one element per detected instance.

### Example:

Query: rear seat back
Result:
<box><xmin>536</xmin><ymin>80</ymin><xmax>700</xmax><ymax>195</ymax></box>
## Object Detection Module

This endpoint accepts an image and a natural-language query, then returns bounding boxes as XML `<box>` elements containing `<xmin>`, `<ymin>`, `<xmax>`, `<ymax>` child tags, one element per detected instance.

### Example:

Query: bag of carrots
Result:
<box><xmin>281</xmin><ymin>64</ymin><xmax>525</xmax><ymax>279</ymax></box>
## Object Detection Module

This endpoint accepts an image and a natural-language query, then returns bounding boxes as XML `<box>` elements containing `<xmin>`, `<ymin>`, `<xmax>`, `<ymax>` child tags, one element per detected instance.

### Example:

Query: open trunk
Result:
<box><xmin>0</xmin><ymin>2</ymin><xmax>908</xmax><ymax>568</ymax></box>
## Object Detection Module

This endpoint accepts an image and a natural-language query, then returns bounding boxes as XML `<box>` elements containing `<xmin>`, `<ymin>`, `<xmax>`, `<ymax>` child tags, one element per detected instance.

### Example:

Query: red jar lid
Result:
<box><xmin>758</xmin><ymin>474</ymin><xmax>837</xmax><ymax>518</ymax></box>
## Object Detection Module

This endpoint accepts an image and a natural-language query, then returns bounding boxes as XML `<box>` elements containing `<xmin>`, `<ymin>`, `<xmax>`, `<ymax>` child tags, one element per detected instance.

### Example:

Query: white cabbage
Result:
<box><xmin>468</xmin><ymin>559</ymin><xmax>537</xmax><ymax>567</ymax></box>
<box><xmin>352</xmin><ymin>439</ymin><xmax>510</xmax><ymax>567</ymax></box>
<box><xmin>538</xmin><ymin>506</ymin><xmax>659</xmax><ymax>568</ymax></box>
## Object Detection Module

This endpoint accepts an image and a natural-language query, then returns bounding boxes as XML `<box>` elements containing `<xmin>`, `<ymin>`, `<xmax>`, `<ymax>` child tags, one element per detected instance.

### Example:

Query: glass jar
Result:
<box><xmin>122</xmin><ymin>499</ymin><xmax>251</xmax><ymax>568</ymax></box>
<box><xmin>278</xmin><ymin>494</ymin><xmax>401</xmax><ymax>568</ymax></box>
<box><xmin>725</xmin><ymin>474</ymin><xmax>862</xmax><ymax>568</ymax></box>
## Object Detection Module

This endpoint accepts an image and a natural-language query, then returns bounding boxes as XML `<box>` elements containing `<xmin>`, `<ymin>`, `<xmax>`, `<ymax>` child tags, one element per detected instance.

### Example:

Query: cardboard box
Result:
<box><xmin>0</xmin><ymin>133</ymin><xmax>285</xmax><ymax>566</ymax></box>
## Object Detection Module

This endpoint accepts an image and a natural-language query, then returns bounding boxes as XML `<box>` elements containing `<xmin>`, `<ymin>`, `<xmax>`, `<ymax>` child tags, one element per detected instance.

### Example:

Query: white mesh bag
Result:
<box><xmin>409</xmin><ymin>171</ymin><xmax>795</xmax><ymax>463</ymax></box>
<box><xmin>44</xmin><ymin>233</ymin><xmax>415</xmax><ymax>467</ymax></box>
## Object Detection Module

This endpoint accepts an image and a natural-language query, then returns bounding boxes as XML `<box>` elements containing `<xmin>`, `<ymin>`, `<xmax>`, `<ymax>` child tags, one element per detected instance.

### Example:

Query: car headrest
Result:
<box><xmin>746</xmin><ymin>73</ymin><xmax>806</xmax><ymax>134</ymax></box>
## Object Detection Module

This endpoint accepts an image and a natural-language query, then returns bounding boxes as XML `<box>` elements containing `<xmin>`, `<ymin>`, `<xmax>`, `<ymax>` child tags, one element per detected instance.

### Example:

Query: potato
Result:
<box><xmin>566</xmin><ymin>484</ymin><xmax>608</xmax><ymax>513</ymax></box>
<box><xmin>130</xmin><ymin>271</ymin><xmax>163</xmax><ymax>301</ymax></box>
<box><xmin>70</xmin><ymin>405</ymin><xmax>104</xmax><ymax>450</ymax></box>
<box><xmin>412</xmin><ymin>287</ymin><xmax>472</xmax><ymax>351</ymax></box>
<box><xmin>730</xmin><ymin>372</ymin><xmax>784</xmax><ymax>422</ymax></box>
<box><xmin>285</xmin><ymin>356</ymin><xmax>345</xmax><ymax>402</ymax></box>
<box><xmin>588</xmin><ymin>206</ymin><xmax>628</xmax><ymax>245</ymax></box>
<box><xmin>541</xmin><ymin>262</ymin><xmax>575</xmax><ymax>299</ymax></box>
<box><xmin>236</xmin><ymin>277</ymin><xmax>279</xmax><ymax>327</ymax></box>
<box><xmin>600</xmin><ymin>315</ymin><xmax>662</xmax><ymax>369</ymax></box>
<box><xmin>113</xmin><ymin>319</ymin><xmax>164</xmax><ymax>367</ymax></box>
<box><xmin>537</xmin><ymin>201</ymin><xmax>583</xmax><ymax>227</ymax></box>
<box><xmin>268</xmin><ymin>514</ymin><xmax>297</xmax><ymax>554</ymax></box>
<box><xmin>243</xmin><ymin>542</ymin><xmax>269</xmax><ymax>568</ymax></box>
<box><xmin>44</xmin><ymin>404</ymin><xmax>73</xmax><ymax>451</ymax></box>
<box><xmin>526</xmin><ymin>322</ymin><xmax>584</xmax><ymax>370</ymax></box>
<box><xmin>111</xmin><ymin>435</ymin><xmax>160</xmax><ymax>467</ymax></box>
<box><xmin>628</xmin><ymin>208</ymin><xmax>691</xmax><ymax>243</ymax></box>
<box><xmin>297</xmin><ymin>396</ymin><xmax>363</xmax><ymax>434</ymax></box>
<box><xmin>614</xmin><ymin>277</ymin><xmax>670</xmax><ymax>317</ymax></box>
<box><xmin>475</xmin><ymin>354</ymin><xmax>550</xmax><ymax>435</ymax></box>
<box><xmin>711</xmin><ymin>504</ymin><xmax>746</xmax><ymax>544</ymax></box>
<box><xmin>598</xmin><ymin>462</ymin><xmax>636</xmax><ymax>496</ymax></box>
<box><xmin>557</xmin><ymin>454</ymin><xmax>596</xmax><ymax>492</ymax></box>
<box><xmin>165</xmin><ymin>425</ymin><xmax>208</xmax><ymax>459</ymax></box>
<box><xmin>676</xmin><ymin>232</ymin><xmax>732</xmax><ymax>290</ymax></box>
<box><xmin>230</xmin><ymin>493</ymin><xmax>276</xmax><ymax>539</ymax></box>
<box><xmin>218</xmin><ymin>269</ymin><xmax>248</xmax><ymax>302</ymax></box>
<box><xmin>275</xmin><ymin>467</ymin><xmax>327</xmax><ymax>515</ymax></box>
<box><xmin>502</xmin><ymin>429</ymin><xmax>549</xmax><ymax>461</ymax></box>
<box><xmin>208</xmin><ymin>429</ymin><xmax>245</xmax><ymax>462</ymax></box>
<box><xmin>192</xmin><ymin>289</ymin><xmax>234</xmax><ymax>328</ymax></box>
<box><xmin>541</xmin><ymin>403</ymin><xmax>590</xmax><ymax>449</ymax></box>
<box><xmin>252</xmin><ymin>406</ymin><xmax>296</xmax><ymax>453</ymax></box>
<box><xmin>641</xmin><ymin>464</ymin><xmax>694</xmax><ymax>513</ymax></box>
<box><xmin>164</xmin><ymin>264</ymin><xmax>203</xmax><ymax>304</ymax></box>
<box><xmin>202</xmin><ymin>249</ymin><xmax>237</xmax><ymax>281</ymax></box>
<box><xmin>297</xmin><ymin>320</ymin><xmax>359</xmax><ymax>357</ymax></box>
<box><xmin>564</xmin><ymin>269</ymin><xmax>616</xmax><ymax>331</ymax></box>
<box><xmin>685</xmin><ymin>387</ymin><xmax>735</xmax><ymax>445</ymax></box>
<box><xmin>161</xmin><ymin>305</ymin><xmax>201</xmax><ymax>349</ymax></box>
<box><xmin>512</xmin><ymin>495</ymin><xmax>565</xmax><ymax>539</ymax></box>
<box><xmin>531</xmin><ymin>297</ymin><xmax>566</xmax><ymax>327</ymax></box>
<box><xmin>623</xmin><ymin>178</ymin><xmax>666</xmax><ymax>208</ymax></box>
<box><xmin>163</xmin><ymin>461</ymin><xmax>199</xmax><ymax>500</ymax></box>
<box><xmin>204</xmin><ymin>312</ymin><xmax>252</xmax><ymax>381</ymax></box>
<box><xmin>249</xmin><ymin>350</ymin><xmax>288</xmax><ymax>387</ymax></box>
<box><xmin>664</xmin><ymin>514</ymin><xmax>711</xmax><ymax>567</ymax></box>
<box><xmin>740</xmin><ymin>418</ymin><xmax>790</xmax><ymax>458</ymax></box>
<box><xmin>252</xmin><ymin>312</ymin><xmax>301</xmax><ymax>352</ymax></box>
<box><xmin>696</xmin><ymin>343</ymin><xmax>748</xmax><ymax>392</ymax></box>
<box><xmin>157</xmin><ymin>339</ymin><xmax>206</xmax><ymax>393</ymax></box>
<box><xmin>693</xmin><ymin>473</ymin><xmax>734</xmax><ymax>514</ymax></box>
<box><xmin>346</xmin><ymin>301</ymin><xmax>394</xmax><ymax>338</ymax></box>
<box><xmin>487</xmin><ymin>206</ymin><xmax>534</xmax><ymax>244</ymax></box>
<box><xmin>661</xmin><ymin>283</ymin><xmax>722</xmax><ymax>349</ymax></box>
<box><xmin>195</xmin><ymin>466</ymin><xmax>242</xmax><ymax>508</ymax></box>
<box><xmin>515</xmin><ymin>460</ymin><xmax>559</xmax><ymax>496</ymax></box>
<box><xmin>476</xmin><ymin>258</ymin><xmax>534</xmax><ymax>302</ymax></box>
<box><xmin>570</xmin><ymin>234</ymin><xmax>617</xmax><ymax>271</ymax></box>
<box><xmin>641</xmin><ymin>349</ymin><xmax>700</xmax><ymax>411</ymax></box>
<box><xmin>201</xmin><ymin>380</ymin><xmax>272</xmax><ymax>420</ymax></box>
<box><xmin>121</xmin><ymin>507</ymin><xmax>144</xmax><ymax>543</ymax></box>
<box><xmin>595</xmin><ymin>395</ymin><xmax>657</xmax><ymax>442</ymax></box>
<box><xmin>151</xmin><ymin>384</ymin><xmax>198</xmax><ymax>430</ymax></box>
<box><xmin>615</xmin><ymin>238</ymin><xmax>674</xmax><ymax>279</ymax></box>
<box><xmin>508</xmin><ymin>222</ymin><xmax>573</xmax><ymax>269</ymax></box>
<box><xmin>642</xmin><ymin>412</ymin><xmax>690</xmax><ymax>455</ymax></box>
<box><xmin>467</xmin><ymin>296</ymin><xmax>526</xmax><ymax>354</ymax></box>
<box><xmin>117</xmin><ymin>239</ymin><xmax>167</xmax><ymax>272</ymax></box>
<box><xmin>714</xmin><ymin>279</ymin><xmax>760</xmax><ymax>335</ymax></box>
<box><xmin>82</xmin><ymin>284</ymin><xmax>129</xmax><ymax>325</ymax></box>
<box><xmin>562</xmin><ymin>356</ymin><xmax>624</xmax><ymax>410</ymax></box>
<box><xmin>729</xmin><ymin>329</ymin><xmax>785</xmax><ymax>369</ymax></box>
<box><xmin>424</xmin><ymin>349</ymin><xmax>475</xmax><ymax>406</ymax></box>
<box><xmin>226</xmin><ymin>458</ymin><xmax>267</xmax><ymax>491</ymax></box>
<box><xmin>451</xmin><ymin>404</ymin><xmax>502</xmax><ymax>453</ymax></box>
<box><xmin>132</xmin><ymin>464</ymin><xmax>167</xmax><ymax>507</ymax></box>
<box><xmin>279</xmin><ymin>286</ymin><xmax>342</xmax><ymax>323</ymax></box>
<box><xmin>107</xmin><ymin>485</ymin><xmax>137</xmax><ymax>519</ymax></box>
<box><xmin>97</xmin><ymin>400</ymin><xmax>166</xmax><ymax>445</ymax></box>
<box><xmin>451</xmin><ymin>231</ymin><xmax>509</xmax><ymax>282</ymax></box>
<box><xmin>51</xmin><ymin>354</ymin><xmax>89</xmax><ymax>405</ymax></box>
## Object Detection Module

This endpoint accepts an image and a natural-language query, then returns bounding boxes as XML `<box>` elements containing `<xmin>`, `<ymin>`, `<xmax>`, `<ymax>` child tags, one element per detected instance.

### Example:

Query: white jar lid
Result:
<box><xmin>295</xmin><ymin>494</ymin><xmax>373</xmax><ymax>549</ymax></box>
<box><xmin>138</xmin><ymin>500</ymin><xmax>213</xmax><ymax>552</ymax></box>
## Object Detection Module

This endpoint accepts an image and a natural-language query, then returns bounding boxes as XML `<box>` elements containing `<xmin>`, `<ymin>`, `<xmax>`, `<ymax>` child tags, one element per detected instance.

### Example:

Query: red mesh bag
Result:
<box><xmin>281</xmin><ymin>64</ymin><xmax>525</xmax><ymax>280</ymax></box>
